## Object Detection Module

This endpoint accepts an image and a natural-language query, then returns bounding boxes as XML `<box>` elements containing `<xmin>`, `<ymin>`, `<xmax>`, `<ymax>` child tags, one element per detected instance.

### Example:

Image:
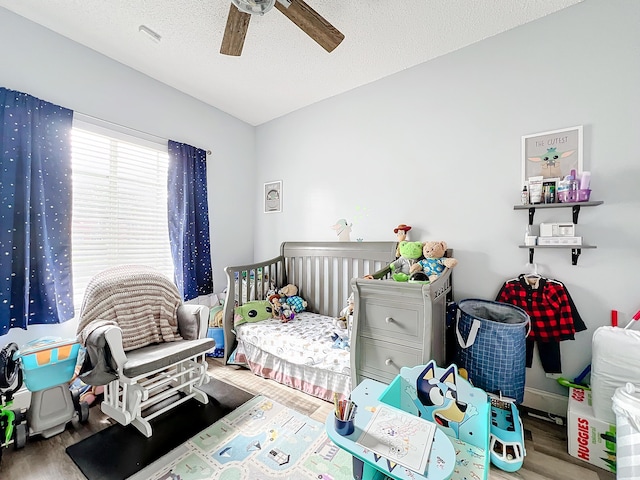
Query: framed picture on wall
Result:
<box><xmin>521</xmin><ymin>125</ymin><xmax>583</xmax><ymax>185</ymax></box>
<box><xmin>264</xmin><ymin>180</ymin><xmax>282</xmax><ymax>213</ymax></box>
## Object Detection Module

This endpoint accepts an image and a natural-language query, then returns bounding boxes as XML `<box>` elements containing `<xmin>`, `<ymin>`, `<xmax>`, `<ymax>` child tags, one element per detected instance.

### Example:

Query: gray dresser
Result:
<box><xmin>350</xmin><ymin>267</ymin><xmax>453</xmax><ymax>387</ymax></box>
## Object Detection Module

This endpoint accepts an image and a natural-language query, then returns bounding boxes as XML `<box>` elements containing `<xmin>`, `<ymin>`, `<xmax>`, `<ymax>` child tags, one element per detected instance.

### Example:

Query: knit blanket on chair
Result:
<box><xmin>77</xmin><ymin>265</ymin><xmax>183</xmax><ymax>351</ymax></box>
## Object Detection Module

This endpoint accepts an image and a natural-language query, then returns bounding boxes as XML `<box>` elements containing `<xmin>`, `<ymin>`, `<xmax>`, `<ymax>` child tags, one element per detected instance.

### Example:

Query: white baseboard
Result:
<box><xmin>522</xmin><ymin>386</ymin><xmax>568</xmax><ymax>419</ymax></box>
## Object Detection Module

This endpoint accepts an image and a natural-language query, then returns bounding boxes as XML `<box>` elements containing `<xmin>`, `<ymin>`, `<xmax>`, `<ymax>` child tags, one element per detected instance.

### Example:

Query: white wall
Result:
<box><xmin>253</xmin><ymin>0</ymin><xmax>640</xmax><ymax>395</ymax></box>
<box><xmin>0</xmin><ymin>7</ymin><xmax>255</xmax><ymax>346</ymax></box>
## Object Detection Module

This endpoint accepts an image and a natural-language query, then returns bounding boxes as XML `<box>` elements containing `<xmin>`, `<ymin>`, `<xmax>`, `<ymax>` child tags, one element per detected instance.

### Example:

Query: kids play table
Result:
<box><xmin>325</xmin><ymin>379</ymin><xmax>455</xmax><ymax>480</ymax></box>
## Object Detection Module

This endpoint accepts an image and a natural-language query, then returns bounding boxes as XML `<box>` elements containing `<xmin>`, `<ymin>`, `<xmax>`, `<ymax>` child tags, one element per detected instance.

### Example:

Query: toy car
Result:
<box><xmin>488</xmin><ymin>393</ymin><xmax>526</xmax><ymax>472</ymax></box>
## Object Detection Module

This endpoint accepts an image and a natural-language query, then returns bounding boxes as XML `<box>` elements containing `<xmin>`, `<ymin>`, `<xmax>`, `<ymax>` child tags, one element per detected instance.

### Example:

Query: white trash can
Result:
<box><xmin>612</xmin><ymin>383</ymin><xmax>640</xmax><ymax>479</ymax></box>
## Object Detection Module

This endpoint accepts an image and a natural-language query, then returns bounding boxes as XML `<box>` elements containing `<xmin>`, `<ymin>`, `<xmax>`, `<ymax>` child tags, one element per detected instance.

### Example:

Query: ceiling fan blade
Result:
<box><xmin>274</xmin><ymin>0</ymin><xmax>344</xmax><ymax>53</ymax></box>
<box><xmin>220</xmin><ymin>3</ymin><xmax>251</xmax><ymax>56</ymax></box>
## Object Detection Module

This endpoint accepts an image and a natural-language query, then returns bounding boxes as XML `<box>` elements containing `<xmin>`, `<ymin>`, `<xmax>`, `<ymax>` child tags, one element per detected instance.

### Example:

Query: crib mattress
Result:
<box><xmin>233</xmin><ymin>312</ymin><xmax>351</xmax><ymax>401</ymax></box>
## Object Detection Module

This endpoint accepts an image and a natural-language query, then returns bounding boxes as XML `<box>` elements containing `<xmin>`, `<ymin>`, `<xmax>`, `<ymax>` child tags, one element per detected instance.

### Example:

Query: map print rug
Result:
<box><xmin>128</xmin><ymin>395</ymin><xmax>354</xmax><ymax>480</ymax></box>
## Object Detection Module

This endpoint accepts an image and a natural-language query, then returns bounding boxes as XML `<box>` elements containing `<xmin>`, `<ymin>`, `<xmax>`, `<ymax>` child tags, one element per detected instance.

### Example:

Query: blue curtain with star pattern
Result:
<box><xmin>167</xmin><ymin>140</ymin><xmax>213</xmax><ymax>301</ymax></box>
<box><xmin>0</xmin><ymin>87</ymin><xmax>75</xmax><ymax>335</ymax></box>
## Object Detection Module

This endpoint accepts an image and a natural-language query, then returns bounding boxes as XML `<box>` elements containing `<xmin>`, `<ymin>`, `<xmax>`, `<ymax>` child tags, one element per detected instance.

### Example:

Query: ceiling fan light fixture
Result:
<box><xmin>230</xmin><ymin>0</ymin><xmax>275</xmax><ymax>15</ymax></box>
<box><xmin>221</xmin><ymin>0</ymin><xmax>344</xmax><ymax>56</ymax></box>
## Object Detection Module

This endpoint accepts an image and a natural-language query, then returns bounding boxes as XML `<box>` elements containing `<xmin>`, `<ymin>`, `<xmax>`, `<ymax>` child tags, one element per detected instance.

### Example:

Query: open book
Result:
<box><xmin>356</xmin><ymin>404</ymin><xmax>437</xmax><ymax>474</ymax></box>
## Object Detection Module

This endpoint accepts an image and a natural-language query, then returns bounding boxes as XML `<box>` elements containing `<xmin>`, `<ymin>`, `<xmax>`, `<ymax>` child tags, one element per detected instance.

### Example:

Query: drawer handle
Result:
<box><xmin>385</xmin><ymin>317</ymin><xmax>393</xmax><ymax>324</ymax></box>
<box><xmin>385</xmin><ymin>358</ymin><xmax>393</xmax><ymax>366</ymax></box>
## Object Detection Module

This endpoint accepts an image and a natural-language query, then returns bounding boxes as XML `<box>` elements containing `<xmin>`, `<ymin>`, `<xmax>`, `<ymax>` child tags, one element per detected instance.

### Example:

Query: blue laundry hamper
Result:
<box><xmin>455</xmin><ymin>299</ymin><xmax>529</xmax><ymax>404</ymax></box>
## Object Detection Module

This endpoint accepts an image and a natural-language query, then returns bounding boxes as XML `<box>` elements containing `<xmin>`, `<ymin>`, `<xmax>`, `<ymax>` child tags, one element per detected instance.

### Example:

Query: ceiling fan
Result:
<box><xmin>220</xmin><ymin>0</ymin><xmax>344</xmax><ymax>56</ymax></box>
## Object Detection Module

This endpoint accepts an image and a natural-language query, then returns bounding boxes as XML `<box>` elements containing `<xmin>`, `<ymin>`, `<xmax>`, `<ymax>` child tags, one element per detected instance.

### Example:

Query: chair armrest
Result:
<box><xmin>103</xmin><ymin>326</ymin><xmax>128</xmax><ymax>375</ymax></box>
<box><xmin>177</xmin><ymin>304</ymin><xmax>209</xmax><ymax>340</ymax></box>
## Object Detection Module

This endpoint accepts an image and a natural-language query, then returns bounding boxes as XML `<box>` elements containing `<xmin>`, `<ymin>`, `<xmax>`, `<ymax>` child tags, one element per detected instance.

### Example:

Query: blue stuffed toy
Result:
<box><xmin>331</xmin><ymin>332</ymin><xmax>350</xmax><ymax>351</ymax></box>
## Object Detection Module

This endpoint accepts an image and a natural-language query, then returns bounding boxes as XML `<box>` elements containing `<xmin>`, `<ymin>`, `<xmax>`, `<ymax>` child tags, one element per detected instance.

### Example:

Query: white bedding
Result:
<box><xmin>232</xmin><ymin>311</ymin><xmax>351</xmax><ymax>402</ymax></box>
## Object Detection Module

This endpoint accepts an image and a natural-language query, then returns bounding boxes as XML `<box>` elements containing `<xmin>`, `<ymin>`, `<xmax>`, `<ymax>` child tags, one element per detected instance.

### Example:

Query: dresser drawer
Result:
<box><xmin>358</xmin><ymin>336</ymin><xmax>423</xmax><ymax>384</ymax></box>
<box><xmin>361</xmin><ymin>301</ymin><xmax>423</xmax><ymax>345</ymax></box>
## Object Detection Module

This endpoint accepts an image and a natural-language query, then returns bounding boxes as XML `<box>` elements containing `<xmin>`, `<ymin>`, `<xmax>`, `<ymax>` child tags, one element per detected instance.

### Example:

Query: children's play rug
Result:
<box><xmin>127</xmin><ymin>395</ymin><xmax>354</xmax><ymax>480</ymax></box>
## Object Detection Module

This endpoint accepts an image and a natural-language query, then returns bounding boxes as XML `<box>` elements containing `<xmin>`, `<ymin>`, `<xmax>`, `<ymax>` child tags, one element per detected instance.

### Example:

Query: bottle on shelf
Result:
<box><xmin>521</xmin><ymin>185</ymin><xmax>529</xmax><ymax>205</ymax></box>
<box><xmin>569</xmin><ymin>169</ymin><xmax>579</xmax><ymax>192</ymax></box>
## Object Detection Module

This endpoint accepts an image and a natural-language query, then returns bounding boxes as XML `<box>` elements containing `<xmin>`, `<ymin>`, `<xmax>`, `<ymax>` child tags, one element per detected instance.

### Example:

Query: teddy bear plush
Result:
<box><xmin>389</xmin><ymin>240</ymin><xmax>424</xmax><ymax>281</ymax></box>
<box><xmin>278</xmin><ymin>284</ymin><xmax>308</xmax><ymax>313</ymax></box>
<box><xmin>415</xmin><ymin>240</ymin><xmax>458</xmax><ymax>282</ymax></box>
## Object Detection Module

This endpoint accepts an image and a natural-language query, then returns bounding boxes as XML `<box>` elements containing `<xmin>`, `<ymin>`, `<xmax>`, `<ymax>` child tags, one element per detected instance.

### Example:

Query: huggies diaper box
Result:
<box><xmin>567</xmin><ymin>387</ymin><xmax>616</xmax><ymax>473</ymax></box>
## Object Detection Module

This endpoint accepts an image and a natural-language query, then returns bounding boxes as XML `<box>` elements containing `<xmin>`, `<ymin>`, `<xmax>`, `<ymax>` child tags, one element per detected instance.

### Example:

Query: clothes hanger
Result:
<box><xmin>505</xmin><ymin>262</ymin><xmax>542</xmax><ymax>284</ymax></box>
<box><xmin>523</xmin><ymin>262</ymin><xmax>543</xmax><ymax>286</ymax></box>
<box><xmin>505</xmin><ymin>263</ymin><xmax>537</xmax><ymax>283</ymax></box>
<box><xmin>524</xmin><ymin>262</ymin><xmax>540</xmax><ymax>278</ymax></box>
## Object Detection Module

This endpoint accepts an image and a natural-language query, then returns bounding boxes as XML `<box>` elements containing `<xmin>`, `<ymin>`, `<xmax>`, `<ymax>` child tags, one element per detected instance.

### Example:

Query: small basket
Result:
<box><xmin>577</xmin><ymin>189</ymin><xmax>591</xmax><ymax>202</ymax></box>
<box><xmin>557</xmin><ymin>190</ymin><xmax>576</xmax><ymax>203</ymax></box>
<box><xmin>558</xmin><ymin>189</ymin><xmax>591</xmax><ymax>203</ymax></box>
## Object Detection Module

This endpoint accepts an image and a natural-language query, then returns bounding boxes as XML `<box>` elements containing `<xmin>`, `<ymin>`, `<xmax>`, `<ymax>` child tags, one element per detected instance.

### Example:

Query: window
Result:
<box><xmin>71</xmin><ymin>120</ymin><xmax>173</xmax><ymax>307</ymax></box>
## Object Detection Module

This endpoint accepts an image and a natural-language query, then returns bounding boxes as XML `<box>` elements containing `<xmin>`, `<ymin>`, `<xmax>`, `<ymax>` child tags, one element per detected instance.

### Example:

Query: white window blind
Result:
<box><xmin>70</xmin><ymin>122</ymin><xmax>173</xmax><ymax>308</ymax></box>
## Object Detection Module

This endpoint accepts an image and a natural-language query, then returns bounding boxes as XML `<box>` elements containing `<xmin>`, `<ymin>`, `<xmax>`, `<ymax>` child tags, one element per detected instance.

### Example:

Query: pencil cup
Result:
<box><xmin>334</xmin><ymin>415</ymin><xmax>355</xmax><ymax>436</ymax></box>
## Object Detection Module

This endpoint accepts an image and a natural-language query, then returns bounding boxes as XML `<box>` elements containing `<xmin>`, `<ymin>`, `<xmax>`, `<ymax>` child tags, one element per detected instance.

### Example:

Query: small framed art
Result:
<box><xmin>264</xmin><ymin>180</ymin><xmax>282</xmax><ymax>213</ymax></box>
<box><xmin>521</xmin><ymin>126</ymin><xmax>583</xmax><ymax>185</ymax></box>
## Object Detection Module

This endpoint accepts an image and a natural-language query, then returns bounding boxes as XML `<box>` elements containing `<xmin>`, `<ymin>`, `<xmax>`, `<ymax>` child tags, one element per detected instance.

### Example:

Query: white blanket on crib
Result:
<box><xmin>235</xmin><ymin>312</ymin><xmax>348</xmax><ymax>370</ymax></box>
<box><xmin>234</xmin><ymin>311</ymin><xmax>352</xmax><ymax>400</ymax></box>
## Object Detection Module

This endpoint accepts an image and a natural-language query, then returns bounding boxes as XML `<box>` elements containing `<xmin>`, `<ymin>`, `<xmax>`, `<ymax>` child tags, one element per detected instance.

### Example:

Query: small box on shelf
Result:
<box><xmin>537</xmin><ymin>236</ymin><xmax>582</xmax><ymax>246</ymax></box>
<box><xmin>539</xmin><ymin>223</ymin><xmax>575</xmax><ymax>237</ymax></box>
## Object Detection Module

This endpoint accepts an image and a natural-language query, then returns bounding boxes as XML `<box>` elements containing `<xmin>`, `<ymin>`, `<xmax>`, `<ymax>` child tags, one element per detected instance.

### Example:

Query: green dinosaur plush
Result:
<box><xmin>389</xmin><ymin>241</ymin><xmax>423</xmax><ymax>281</ymax></box>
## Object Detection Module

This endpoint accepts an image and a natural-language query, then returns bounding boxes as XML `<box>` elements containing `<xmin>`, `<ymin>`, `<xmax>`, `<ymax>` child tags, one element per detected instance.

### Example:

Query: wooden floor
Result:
<box><xmin>0</xmin><ymin>357</ymin><xmax>615</xmax><ymax>480</ymax></box>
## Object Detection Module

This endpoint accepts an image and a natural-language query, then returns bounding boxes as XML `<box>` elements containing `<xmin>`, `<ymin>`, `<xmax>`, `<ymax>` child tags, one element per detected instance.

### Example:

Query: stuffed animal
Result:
<box><xmin>331</xmin><ymin>332</ymin><xmax>350</xmax><ymax>351</ymax></box>
<box><xmin>278</xmin><ymin>284</ymin><xmax>298</xmax><ymax>297</ymax></box>
<box><xmin>415</xmin><ymin>241</ymin><xmax>458</xmax><ymax>282</ymax></box>
<box><xmin>389</xmin><ymin>241</ymin><xmax>424</xmax><ymax>282</ymax></box>
<box><xmin>393</xmin><ymin>223</ymin><xmax>412</xmax><ymax>257</ymax></box>
<box><xmin>268</xmin><ymin>294</ymin><xmax>283</xmax><ymax>318</ymax></box>
<box><xmin>341</xmin><ymin>292</ymin><xmax>354</xmax><ymax>316</ymax></box>
<box><xmin>279</xmin><ymin>302</ymin><xmax>295</xmax><ymax>322</ymax></box>
<box><xmin>269</xmin><ymin>293</ymin><xmax>295</xmax><ymax>322</ymax></box>
<box><xmin>278</xmin><ymin>284</ymin><xmax>308</xmax><ymax>313</ymax></box>
<box><xmin>335</xmin><ymin>293</ymin><xmax>354</xmax><ymax>330</ymax></box>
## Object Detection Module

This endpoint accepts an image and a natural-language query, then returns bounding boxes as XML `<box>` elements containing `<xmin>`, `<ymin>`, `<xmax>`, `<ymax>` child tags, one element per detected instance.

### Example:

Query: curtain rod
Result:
<box><xmin>73</xmin><ymin>111</ymin><xmax>212</xmax><ymax>156</ymax></box>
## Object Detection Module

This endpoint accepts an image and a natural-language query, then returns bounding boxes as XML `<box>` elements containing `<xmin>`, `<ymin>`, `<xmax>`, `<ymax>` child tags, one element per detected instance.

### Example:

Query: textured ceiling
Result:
<box><xmin>1</xmin><ymin>0</ymin><xmax>582</xmax><ymax>126</ymax></box>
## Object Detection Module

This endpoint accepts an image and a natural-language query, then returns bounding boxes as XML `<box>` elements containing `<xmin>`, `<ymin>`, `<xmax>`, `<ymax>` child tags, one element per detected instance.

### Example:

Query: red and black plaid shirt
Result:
<box><xmin>496</xmin><ymin>275</ymin><xmax>585</xmax><ymax>342</ymax></box>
